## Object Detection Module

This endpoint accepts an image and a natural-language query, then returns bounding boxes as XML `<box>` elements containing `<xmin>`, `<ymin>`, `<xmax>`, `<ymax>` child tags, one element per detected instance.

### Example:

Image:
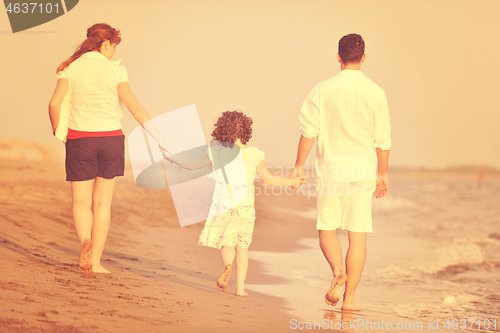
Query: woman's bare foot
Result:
<box><xmin>217</xmin><ymin>264</ymin><xmax>232</xmax><ymax>292</ymax></box>
<box><xmin>92</xmin><ymin>264</ymin><xmax>111</xmax><ymax>274</ymax></box>
<box><xmin>325</xmin><ymin>274</ymin><xmax>347</xmax><ymax>306</ymax></box>
<box><xmin>78</xmin><ymin>239</ymin><xmax>93</xmax><ymax>274</ymax></box>
<box><xmin>235</xmin><ymin>285</ymin><xmax>248</xmax><ymax>297</ymax></box>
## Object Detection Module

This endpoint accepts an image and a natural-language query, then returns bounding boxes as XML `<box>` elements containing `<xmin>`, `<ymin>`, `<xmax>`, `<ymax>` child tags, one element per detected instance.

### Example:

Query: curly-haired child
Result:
<box><xmin>166</xmin><ymin>110</ymin><xmax>305</xmax><ymax>296</ymax></box>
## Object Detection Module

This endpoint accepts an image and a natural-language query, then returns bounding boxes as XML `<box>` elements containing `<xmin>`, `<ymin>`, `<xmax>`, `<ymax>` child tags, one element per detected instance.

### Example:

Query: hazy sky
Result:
<box><xmin>1</xmin><ymin>0</ymin><xmax>499</xmax><ymax>169</ymax></box>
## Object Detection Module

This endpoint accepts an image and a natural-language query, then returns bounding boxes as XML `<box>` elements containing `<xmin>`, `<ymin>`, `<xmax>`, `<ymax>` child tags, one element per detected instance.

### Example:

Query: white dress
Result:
<box><xmin>198</xmin><ymin>145</ymin><xmax>265</xmax><ymax>249</ymax></box>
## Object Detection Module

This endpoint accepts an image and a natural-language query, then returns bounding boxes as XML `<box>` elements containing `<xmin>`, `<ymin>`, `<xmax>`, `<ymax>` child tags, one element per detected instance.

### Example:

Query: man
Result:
<box><xmin>291</xmin><ymin>33</ymin><xmax>391</xmax><ymax>311</ymax></box>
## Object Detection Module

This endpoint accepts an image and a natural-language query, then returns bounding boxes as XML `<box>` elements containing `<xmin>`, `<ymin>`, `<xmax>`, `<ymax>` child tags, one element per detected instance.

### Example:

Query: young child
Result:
<box><xmin>166</xmin><ymin>110</ymin><xmax>305</xmax><ymax>296</ymax></box>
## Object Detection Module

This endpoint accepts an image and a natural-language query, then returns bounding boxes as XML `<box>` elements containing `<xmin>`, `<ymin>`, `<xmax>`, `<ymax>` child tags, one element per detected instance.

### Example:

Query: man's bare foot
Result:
<box><xmin>236</xmin><ymin>285</ymin><xmax>248</xmax><ymax>297</ymax></box>
<box><xmin>92</xmin><ymin>264</ymin><xmax>111</xmax><ymax>274</ymax></box>
<box><xmin>216</xmin><ymin>264</ymin><xmax>232</xmax><ymax>292</ymax></box>
<box><xmin>325</xmin><ymin>274</ymin><xmax>347</xmax><ymax>306</ymax></box>
<box><xmin>78</xmin><ymin>239</ymin><xmax>93</xmax><ymax>274</ymax></box>
<box><xmin>341</xmin><ymin>302</ymin><xmax>360</xmax><ymax>311</ymax></box>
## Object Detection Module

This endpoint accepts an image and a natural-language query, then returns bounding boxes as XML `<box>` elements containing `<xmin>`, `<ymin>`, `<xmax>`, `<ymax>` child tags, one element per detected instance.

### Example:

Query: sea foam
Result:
<box><xmin>415</xmin><ymin>244</ymin><xmax>483</xmax><ymax>274</ymax></box>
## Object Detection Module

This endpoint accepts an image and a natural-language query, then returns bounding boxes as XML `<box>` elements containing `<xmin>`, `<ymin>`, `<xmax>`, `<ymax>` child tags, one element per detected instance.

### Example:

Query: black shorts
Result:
<box><xmin>65</xmin><ymin>136</ymin><xmax>125</xmax><ymax>182</ymax></box>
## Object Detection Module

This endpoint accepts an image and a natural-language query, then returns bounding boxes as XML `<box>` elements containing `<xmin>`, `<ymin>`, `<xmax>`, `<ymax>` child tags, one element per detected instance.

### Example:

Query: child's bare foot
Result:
<box><xmin>92</xmin><ymin>263</ymin><xmax>111</xmax><ymax>274</ymax></box>
<box><xmin>78</xmin><ymin>239</ymin><xmax>93</xmax><ymax>274</ymax></box>
<box><xmin>217</xmin><ymin>264</ymin><xmax>232</xmax><ymax>292</ymax></box>
<box><xmin>236</xmin><ymin>285</ymin><xmax>248</xmax><ymax>297</ymax></box>
<box><xmin>325</xmin><ymin>273</ymin><xmax>347</xmax><ymax>306</ymax></box>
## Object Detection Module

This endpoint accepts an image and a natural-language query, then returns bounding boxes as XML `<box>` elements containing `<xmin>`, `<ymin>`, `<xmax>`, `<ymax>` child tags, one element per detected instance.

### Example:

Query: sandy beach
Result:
<box><xmin>2</xmin><ymin>158</ymin><xmax>500</xmax><ymax>333</ymax></box>
<box><xmin>0</xmin><ymin>158</ymin><xmax>297</xmax><ymax>333</ymax></box>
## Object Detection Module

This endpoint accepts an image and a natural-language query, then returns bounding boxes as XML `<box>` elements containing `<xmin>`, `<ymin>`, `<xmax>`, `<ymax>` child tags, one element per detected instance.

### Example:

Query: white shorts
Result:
<box><xmin>316</xmin><ymin>181</ymin><xmax>376</xmax><ymax>233</ymax></box>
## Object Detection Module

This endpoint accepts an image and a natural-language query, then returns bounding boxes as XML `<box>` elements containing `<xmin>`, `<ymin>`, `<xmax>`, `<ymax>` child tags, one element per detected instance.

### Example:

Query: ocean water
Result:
<box><xmin>246</xmin><ymin>175</ymin><xmax>500</xmax><ymax>332</ymax></box>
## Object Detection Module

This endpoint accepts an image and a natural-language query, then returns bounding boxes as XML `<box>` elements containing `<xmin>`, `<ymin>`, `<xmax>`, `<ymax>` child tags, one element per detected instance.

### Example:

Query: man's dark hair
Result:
<box><xmin>338</xmin><ymin>33</ymin><xmax>365</xmax><ymax>64</ymax></box>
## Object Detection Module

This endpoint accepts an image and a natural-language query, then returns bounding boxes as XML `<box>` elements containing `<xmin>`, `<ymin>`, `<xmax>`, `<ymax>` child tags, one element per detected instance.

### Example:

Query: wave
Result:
<box><xmin>366</xmin><ymin>243</ymin><xmax>485</xmax><ymax>283</ymax></box>
<box><xmin>415</xmin><ymin>243</ymin><xmax>484</xmax><ymax>274</ymax></box>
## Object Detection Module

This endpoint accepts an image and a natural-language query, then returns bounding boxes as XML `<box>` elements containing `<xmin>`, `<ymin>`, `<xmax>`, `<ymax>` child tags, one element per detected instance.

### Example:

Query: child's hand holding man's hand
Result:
<box><xmin>289</xmin><ymin>167</ymin><xmax>306</xmax><ymax>190</ymax></box>
<box><xmin>292</xmin><ymin>176</ymin><xmax>307</xmax><ymax>189</ymax></box>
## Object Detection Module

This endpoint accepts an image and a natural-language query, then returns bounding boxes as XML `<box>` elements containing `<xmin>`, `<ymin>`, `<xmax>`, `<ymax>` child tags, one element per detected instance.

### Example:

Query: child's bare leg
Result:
<box><xmin>235</xmin><ymin>245</ymin><xmax>248</xmax><ymax>296</ymax></box>
<box><xmin>90</xmin><ymin>177</ymin><xmax>116</xmax><ymax>274</ymax></box>
<box><xmin>221</xmin><ymin>245</ymin><xmax>235</xmax><ymax>266</ymax></box>
<box><xmin>217</xmin><ymin>246</ymin><xmax>235</xmax><ymax>291</ymax></box>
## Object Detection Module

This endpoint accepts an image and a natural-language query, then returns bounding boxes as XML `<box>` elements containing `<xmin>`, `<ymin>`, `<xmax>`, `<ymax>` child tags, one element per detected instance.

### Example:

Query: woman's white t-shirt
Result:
<box><xmin>55</xmin><ymin>52</ymin><xmax>129</xmax><ymax>140</ymax></box>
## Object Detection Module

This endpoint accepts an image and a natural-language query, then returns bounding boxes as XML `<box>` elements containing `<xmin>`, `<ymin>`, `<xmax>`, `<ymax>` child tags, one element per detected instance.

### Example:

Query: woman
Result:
<box><xmin>49</xmin><ymin>23</ymin><xmax>171</xmax><ymax>274</ymax></box>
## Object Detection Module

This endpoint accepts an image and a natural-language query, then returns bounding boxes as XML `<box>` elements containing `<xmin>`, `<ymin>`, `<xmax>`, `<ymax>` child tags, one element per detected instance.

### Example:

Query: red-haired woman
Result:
<box><xmin>49</xmin><ymin>23</ymin><xmax>171</xmax><ymax>274</ymax></box>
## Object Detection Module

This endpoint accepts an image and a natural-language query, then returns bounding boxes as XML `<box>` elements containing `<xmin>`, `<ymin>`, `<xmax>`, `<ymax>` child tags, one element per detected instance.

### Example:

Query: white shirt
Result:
<box><xmin>299</xmin><ymin>69</ymin><xmax>391</xmax><ymax>182</ymax></box>
<box><xmin>55</xmin><ymin>52</ymin><xmax>129</xmax><ymax>138</ymax></box>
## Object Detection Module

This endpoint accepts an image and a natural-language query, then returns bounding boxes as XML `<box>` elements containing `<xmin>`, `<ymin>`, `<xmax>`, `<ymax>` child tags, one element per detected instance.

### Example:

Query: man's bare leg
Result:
<box><xmin>342</xmin><ymin>231</ymin><xmax>366</xmax><ymax>311</ymax></box>
<box><xmin>319</xmin><ymin>230</ymin><xmax>347</xmax><ymax>305</ymax></box>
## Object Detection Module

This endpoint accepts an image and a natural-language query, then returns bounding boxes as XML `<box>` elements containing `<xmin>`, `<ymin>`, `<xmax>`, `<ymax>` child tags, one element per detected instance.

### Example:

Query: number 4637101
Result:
<box><xmin>6</xmin><ymin>3</ymin><xmax>60</xmax><ymax>14</ymax></box>
<box><xmin>444</xmin><ymin>319</ymin><xmax>497</xmax><ymax>330</ymax></box>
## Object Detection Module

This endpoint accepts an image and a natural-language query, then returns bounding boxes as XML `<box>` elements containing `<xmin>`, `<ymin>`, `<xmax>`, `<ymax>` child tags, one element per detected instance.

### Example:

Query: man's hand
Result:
<box><xmin>375</xmin><ymin>173</ymin><xmax>389</xmax><ymax>198</ymax></box>
<box><xmin>291</xmin><ymin>176</ymin><xmax>307</xmax><ymax>189</ymax></box>
<box><xmin>375</xmin><ymin>148</ymin><xmax>389</xmax><ymax>198</ymax></box>
<box><xmin>289</xmin><ymin>167</ymin><xmax>306</xmax><ymax>190</ymax></box>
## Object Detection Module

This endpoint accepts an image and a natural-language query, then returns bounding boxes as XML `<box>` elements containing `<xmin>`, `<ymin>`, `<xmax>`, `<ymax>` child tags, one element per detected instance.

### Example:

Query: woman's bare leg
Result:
<box><xmin>90</xmin><ymin>176</ymin><xmax>116</xmax><ymax>274</ymax></box>
<box><xmin>71</xmin><ymin>180</ymin><xmax>94</xmax><ymax>243</ymax></box>
<box><xmin>71</xmin><ymin>180</ymin><xmax>94</xmax><ymax>274</ymax></box>
<box><xmin>235</xmin><ymin>245</ymin><xmax>248</xmax><ymax>296</ymax></box>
